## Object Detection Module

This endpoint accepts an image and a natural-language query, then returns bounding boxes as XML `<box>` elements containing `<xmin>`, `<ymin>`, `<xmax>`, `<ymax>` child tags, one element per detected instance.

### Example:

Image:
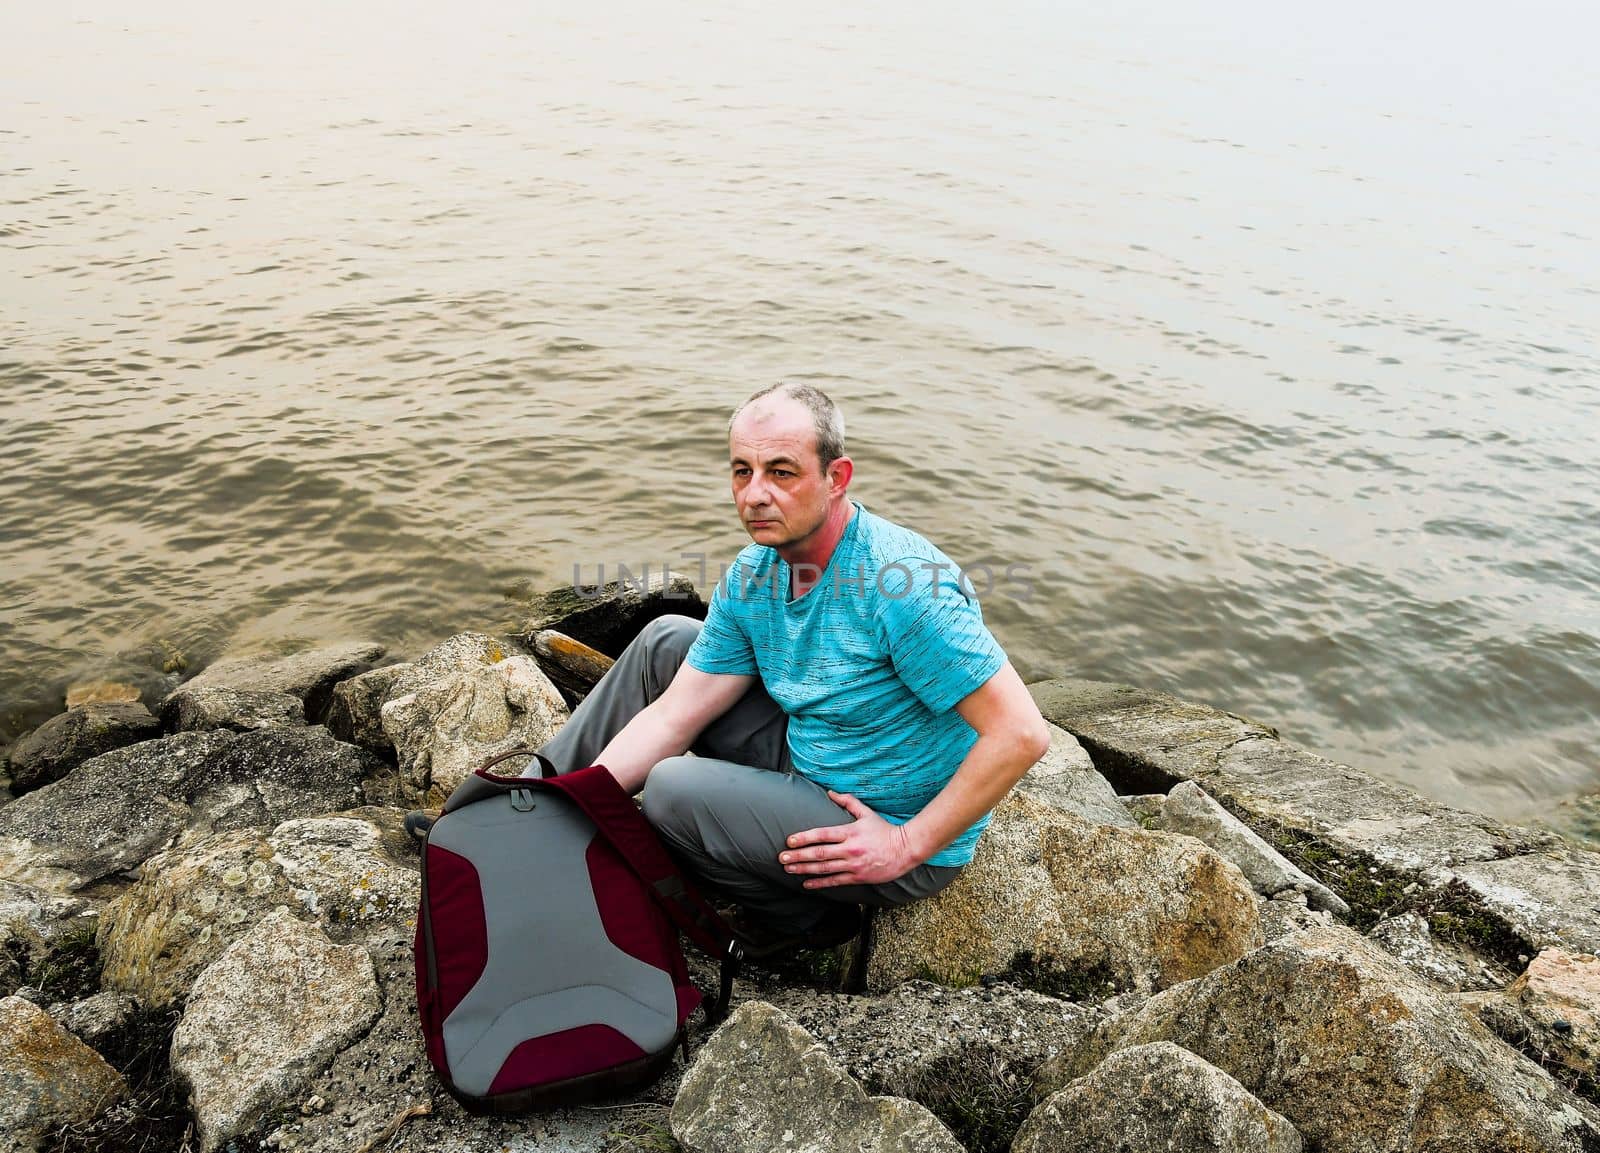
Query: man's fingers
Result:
<box><xmin>801</xmin><ymin>874</ymin><xmax>853</xmax><ymax>890</ymax></box>
<box><xmin>826</xmin><ymin>789</ymin><xmax>867</xmax><ymax>818</ymax></box>
<box><xmin>785</xmin><ymin>823</ymin><xmax>852</xmax><ymax>850</ymax></box>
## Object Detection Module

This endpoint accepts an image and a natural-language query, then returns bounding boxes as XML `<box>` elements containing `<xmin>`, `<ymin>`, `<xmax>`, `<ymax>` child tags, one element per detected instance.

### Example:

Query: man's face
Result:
<box><xmin>728</xmin><ymin>399</ymin><xmax>837</xmax><ymax>550</ymax></box>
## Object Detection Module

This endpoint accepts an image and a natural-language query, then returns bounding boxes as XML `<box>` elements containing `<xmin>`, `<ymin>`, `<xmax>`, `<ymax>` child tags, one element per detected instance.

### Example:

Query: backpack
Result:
<box><xmin>413</xmin><ymin>750</ymin><xmax>742</xmax><ymax>1112</ymax></box>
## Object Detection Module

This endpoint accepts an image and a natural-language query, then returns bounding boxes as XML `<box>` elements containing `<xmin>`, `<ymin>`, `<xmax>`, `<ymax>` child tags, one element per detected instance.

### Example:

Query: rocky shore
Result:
<box><xmin>3</xmin><ymin>575</ymin><xmax>1598</xmax><ymax>1153</ymax></box>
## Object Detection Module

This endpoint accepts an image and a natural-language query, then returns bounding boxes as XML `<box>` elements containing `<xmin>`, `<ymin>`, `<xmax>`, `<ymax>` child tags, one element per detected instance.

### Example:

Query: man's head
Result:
<box><xmin>727</xmin><ymin>383</ymin><xmax>853</xmax><ymax>555</ymax></box>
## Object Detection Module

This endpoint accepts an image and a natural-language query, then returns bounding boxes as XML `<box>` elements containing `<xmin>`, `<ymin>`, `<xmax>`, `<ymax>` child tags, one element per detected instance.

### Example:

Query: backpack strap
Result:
<box><xmin>537</xmin><ymin>766</ymin><xmax>740</xmax><ymax>957</ymax></box>
<box><xmin>464</xmin><ymin>756</ymin><xmax>744</xmax><ymax>1023</ymax></box>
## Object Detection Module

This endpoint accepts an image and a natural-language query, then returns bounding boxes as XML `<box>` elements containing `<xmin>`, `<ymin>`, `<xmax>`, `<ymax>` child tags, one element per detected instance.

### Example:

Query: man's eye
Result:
<box><xmin>773</xmin><ymin>470</ymin><xmax>793</xmax><ymax>479</ymax></box>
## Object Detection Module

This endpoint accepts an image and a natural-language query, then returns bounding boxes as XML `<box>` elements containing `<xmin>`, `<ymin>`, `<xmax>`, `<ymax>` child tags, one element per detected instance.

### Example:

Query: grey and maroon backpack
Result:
<box><xmin>413</xmin><ymin>751</ymin><xmax>741</xmax><ymax>1111</ymax></box>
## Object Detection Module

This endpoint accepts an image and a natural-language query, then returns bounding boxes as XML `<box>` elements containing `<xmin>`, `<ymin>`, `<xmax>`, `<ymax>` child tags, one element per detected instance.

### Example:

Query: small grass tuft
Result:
<box><xmin>999</xmin><ymin>951</ymin><xmax>1123</xmax><ymax>1003</ymax></box>
<box><xmin>875</xmin><ymin>1042</ymin><xmax>1041</xmax><ymax>1153</ymax></box>
<box><xmin>597</xmin><ymin>1103</ymin><xmax>681</xmax><ymax>1152</ymax></box>
<box><xmin>45</xmin><ymin>1002</ymin><xmax>191</xmax><ymax>1153</ymax></box>
<box><xmin>29</xmin><ymin>925</ymin><xmax>103</xmax><ymax>1004</ymax></box>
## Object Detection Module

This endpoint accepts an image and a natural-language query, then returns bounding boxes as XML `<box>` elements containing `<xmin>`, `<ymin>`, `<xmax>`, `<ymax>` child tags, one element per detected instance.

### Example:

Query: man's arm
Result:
<box><xmin>778</xmin><ymin>660</ymin><xmax>1050</xmax><ymax>886</ymax></box>
<box><xmin>594</xmin><ymin>664</ymin><xmax>754</xmax><ymax>793</ymax></box>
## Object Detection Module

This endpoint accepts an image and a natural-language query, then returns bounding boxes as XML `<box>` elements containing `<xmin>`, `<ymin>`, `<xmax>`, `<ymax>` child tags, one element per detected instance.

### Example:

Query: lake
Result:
<box><xmin>3</xmin><ymin>0</ymin><xmax>1596</xmax><ymax>837</ymax></box>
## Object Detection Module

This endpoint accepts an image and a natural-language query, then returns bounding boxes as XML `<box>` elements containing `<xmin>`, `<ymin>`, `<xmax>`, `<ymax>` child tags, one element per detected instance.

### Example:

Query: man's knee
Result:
<box><xmin>639</xmin><ymin>755</ymin><xmax>700</xmax><ymax>842</ymax></box>
<box><xmin>637</xmin><ymin>613</ymin><xmax>700</xmax><ymax>656</ymax></box>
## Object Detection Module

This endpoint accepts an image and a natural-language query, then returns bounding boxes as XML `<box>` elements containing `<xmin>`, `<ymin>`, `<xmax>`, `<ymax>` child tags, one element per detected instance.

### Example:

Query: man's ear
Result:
<box><xmin>827</xmin><ymin>456</ymin><xmax>854</xmax><ymax>495</ymax></box>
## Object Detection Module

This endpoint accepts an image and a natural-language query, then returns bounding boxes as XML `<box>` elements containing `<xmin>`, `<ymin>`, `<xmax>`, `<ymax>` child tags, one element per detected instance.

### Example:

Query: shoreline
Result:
<box><xmin>2</xmin><ymin>574</ymin><xmax>1598</xmax><ymax>1151</ymax></box>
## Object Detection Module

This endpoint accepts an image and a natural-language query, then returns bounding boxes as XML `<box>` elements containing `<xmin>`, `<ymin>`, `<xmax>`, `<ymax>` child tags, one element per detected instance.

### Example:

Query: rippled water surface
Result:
<box><xmin>3</xmin><ymin>0</ymin><xmax>1597</xmax><ymax>831</ymax></box>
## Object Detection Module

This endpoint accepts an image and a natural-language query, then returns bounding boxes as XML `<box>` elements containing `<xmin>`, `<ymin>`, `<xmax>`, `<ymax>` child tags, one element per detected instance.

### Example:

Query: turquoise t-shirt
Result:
<box><xmin>684</xmin><ymin>500</ymin><xmax>1007</xmax><ymax>866</ymax></box>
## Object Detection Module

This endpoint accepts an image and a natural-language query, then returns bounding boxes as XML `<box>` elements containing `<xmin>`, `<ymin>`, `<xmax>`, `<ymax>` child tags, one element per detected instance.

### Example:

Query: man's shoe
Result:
<box><xmin>404</xmin><ymin>809</ymin><xmax>439</xmax><ymax>847</ymax></box>
<box><xmin>727</xmin><ymin>903</ymin><xmax>864</xmax><ymax>961</ymax></box>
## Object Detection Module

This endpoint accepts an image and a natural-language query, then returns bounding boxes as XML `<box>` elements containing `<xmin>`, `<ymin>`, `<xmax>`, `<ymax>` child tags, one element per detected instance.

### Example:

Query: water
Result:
<box><xmin>3</xmin><ymin>0</ymin><xmax>1597</xmax><ymax>834</ymax></box>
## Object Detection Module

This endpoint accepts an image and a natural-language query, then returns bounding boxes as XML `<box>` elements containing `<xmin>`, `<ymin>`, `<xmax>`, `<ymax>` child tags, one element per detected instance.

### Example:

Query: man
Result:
<box><xmin>536</xmin><ymin>382</ymin><xmax>1051</xmax><ymax>951</ymax></box>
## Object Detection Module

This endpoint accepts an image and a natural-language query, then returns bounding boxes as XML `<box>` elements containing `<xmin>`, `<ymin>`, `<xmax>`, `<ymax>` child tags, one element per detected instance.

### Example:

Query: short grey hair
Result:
<box><xmin>729</xmin><ymin>383</ymin><xmax>846</xmax><ymax>468</ymax></box>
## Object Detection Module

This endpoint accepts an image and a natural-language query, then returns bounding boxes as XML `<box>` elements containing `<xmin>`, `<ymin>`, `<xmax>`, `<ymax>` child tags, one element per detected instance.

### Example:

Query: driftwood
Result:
<box><xmin>532</xmin><ymin>629</ymin><xmax>615</xmax><ymax>704</ymax></box>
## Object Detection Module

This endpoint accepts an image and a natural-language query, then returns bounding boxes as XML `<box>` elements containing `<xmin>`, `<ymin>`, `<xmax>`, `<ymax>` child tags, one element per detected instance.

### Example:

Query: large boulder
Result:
<box><xmin>670</xmin><ymin>1000</ymin><xmax>964</xmax><ymax>1153</ymax></box>
<box><xmin>774</xmin><ymin>980</ymin><xmax>1103</xmax><ymax>1097</ymax></box>
<box><xmin>382</xmin><ymin>651</ymin><xmax>567</xmax><ymax>802</ymax></box>
<box><xmin>171</xmin><ymin>909</ymin><xmax>381</xmax><ymax>1153</ymax></box>
<box><xmin>1014</xmin><ymin>723</ymin><xmax>1135</xmax><ymax>828</ymax></box>
<box><xmin>326</xmin><ymin>664</ymin><xmax>417</xmax><ymax>754</ymax></box>
<box><xmin>325</xmin><ymin>633</ymin><xmax>518</xmax><ymax>759</ymax></box>
<box><xmin>1057</xmin><ymin>923</ymin><xmax>1599</xmax><ymax>1153</ymax></box>
<box><xmin>160</xmin><ymin>687</ymin><xmax>306</xmax><ymax>734</ymax></box>
<box><xmin>0</xmin><ymin>994</ymin><xmax>126</xmax><ymax>1152</ymax></box>
<box><xmin>1161</xmin><ymin>781</ymin><xmax>1349</xmax><ymax>916</ymax></box>
<box><xmin>1027</xmin><ymin>678</ymin><xmax>1558</xmax><ymax>873</ymax></box>
<box><xmin>98</xmin><ymin>811</ymin><xmax>416</xmax><ymax>1009</ymax></box>
<box><xmin>163</xmin><ymin>641</ymin><xmax>385</xmax><ymax>725</ymax></box>
<box><xmin>863</xmin><ymin>791</ymin><xmax>1262</xmax><ymax>995</ymax></box>
<box><xmin>771</xmin><ymin>980</ymin><xmax>1104</xmax><ymax>1153</ymax></box>
<box><xmin>7</xmin><ymin>701</ymin><xmax>162</xmax><ymax>794</ymax></box>
<box><xmin>1013</xmin><ymin>1041</ymin><xmax>1302</xmax><ymax>1153</ymax></box>
<box><xmin>0</xmin><ymin>728</ymin><xmax>389</xmax><ymax>893</ymax></box>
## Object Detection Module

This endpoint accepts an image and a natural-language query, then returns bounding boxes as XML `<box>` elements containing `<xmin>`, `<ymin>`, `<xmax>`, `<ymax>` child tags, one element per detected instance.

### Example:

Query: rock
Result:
<box><xmin>1014</xmin><ymin>723</ymin><xmax>1135</xmax><ymax>828</ymax></box>
<box><xmin>1257</xmin><ymin>890</ymin><xmax>1333</xmax><ymax>944</ymax></box>
<box><xmin>326</xmin><ymin>664</ymin><xmax>418</xmax><ymax>754</ymax></box>
<box><xmin>670</xmin><ymin>1000</ymin><xmax>964</xmax><ymax>1153</ymax></box>
<box><xmin>165</xmin><ymin>641</ymin><xmax>386</xmax><ymax>725</ymax></box>
<box><xmin>252</xmin><ymin>928</ymin><xmax>451</xmax><ymax>1153</ymax></box>
<box><xmin>47</xmin><ymin>990</ymin><xmax>139</xmax><ymax>1050</ymax></box>
<box><xmin>1058</xmin><ymin>923</ymin><xmax>1599</xmax><ymax>1153</ymax></box>
<box><xmin>1164</xmin><ymin>781</ymin><xmax>1349</xmax><ymax>916</ymax></box>
<box><xmin>0</xmin><ymin>880</ymin><xmax>97</xmax><ymax>997</ymax></box>
<box><xmin>7</xmin><ymin>701</ymin><xmax>162</xmax><ymax>794</ymax></box>
<box><xmin>1447</xmin><ymin>849</ymin><xmax>1600</xmax><ymax>953</ymax></box>
<box><xmin>0</xmin><ymin>731</ymin><xmax>230</xmax><ymax>892</ymax></box>
<box><xmin>0</xmin><ymin>994</ymin><xmax>125</xmax><ymax>1151</ymax></box>
<box><xmin>160</xmin><ymin>686</ymin><xmax>306</xmax><ymax>734</ymax></box>
<box><xmin>382</xmin><ymin>653</ymin><xmax>567</xmax><ymax>802</ymax></box>
<box><xmin>64</xmin><ymin>681</ymin><xmax>143</xmax><ymax>707</ymax></box>
<box><xmin>773</xmin><ymin>979</ymin><xmax>1102</xmax><ymax>1094</ymax></box>
<box><xmin>172</xmin><ymin>909</ymin><xmax>381</xmax><ymax>1153</ymax></box>
<box><xmin>266</xmin><ymin>813</ymin><xmax>419</xmax><ymax>928</ymax></box>
<box><xmin>1013</xmin><ymin>1041</ymin><xmax>1302</xmax><ymax>1153</ymax></box>
<box><xmin>99</xmin><ymin>812</ymin><xmax>416</xmax><ymax>1009</ymax></box>
<box><xmin>770</xmin><ymin>981</ymin><xmax>1103</xmax><ymax>1152</ymax></box>
<box><xmin>1504</xmin><ymin>948</ymin><xmax>1600</xmax><ymax>1088</ymax></box>
<box><xmin>63</xmin><ymin>663</ymin><xmax>176</xmax><ymax>713</ymax></box>
<box><xmin>326</xmin><ymin>635</ymin><xmax>522</xmax><ymax>759</ymax></box>
<box><xmin>1028</xmin><ymin>678</ymin><xmax>1558</xmax><ymax>874</ymax></box>
<box><xmin>862</xmin><ymin>791</ymin><xmax>1262</xmax><ymax>995</ymax></box>
<box><xmin>1120</xmin><ymin>792</ymin><xmax>1168</xmax><ymax>827</ymax></box>
<box><xmin>531</xmin><ymin>629</ymin><xmax>616</xmax><ymax>704</ymax></box>
<box><xmin>1368</xmin><ymin>911</ymin><xmax>1500</xmax><ymax>991</ymax></box>
<box><xmin>97</xmin><ymin>830</ymin><xmax>294</xmax><ymax>1009</ymax></box>
<box><xmin>515</xmin><ymin>571</ymin><xmax>706</xmax><ymax>657</ymax></box>
<box><xmin>0</xmin><ymin>728</ymin><xmax>389</xmax><ymax>893</ymax></box>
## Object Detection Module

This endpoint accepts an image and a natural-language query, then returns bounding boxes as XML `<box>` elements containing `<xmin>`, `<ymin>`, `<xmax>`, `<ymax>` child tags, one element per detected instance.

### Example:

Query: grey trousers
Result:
<box><xmin>537</xmin><ymin>614</ymin><xmax>962</xmax><ymax>929</ymax></box>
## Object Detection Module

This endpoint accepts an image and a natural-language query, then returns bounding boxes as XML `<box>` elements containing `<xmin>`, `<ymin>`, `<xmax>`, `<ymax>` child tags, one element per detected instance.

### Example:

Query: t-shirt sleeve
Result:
<box><xmin>874</xmin><ymin>556</ymin><xmax>1007</xmax><ymax>714</ymax></box>
<box><xmin>685</xmin><ymin>567</ymin><xmax>759</xmax><ymax>676</ymax></box>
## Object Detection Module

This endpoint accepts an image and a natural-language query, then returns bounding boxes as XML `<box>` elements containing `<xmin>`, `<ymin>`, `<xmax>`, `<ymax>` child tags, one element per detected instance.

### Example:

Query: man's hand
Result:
<box><xmin>779</xmin><ymin>791</ymin><xmax>920</xmax><ymax>888</ymax></box>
